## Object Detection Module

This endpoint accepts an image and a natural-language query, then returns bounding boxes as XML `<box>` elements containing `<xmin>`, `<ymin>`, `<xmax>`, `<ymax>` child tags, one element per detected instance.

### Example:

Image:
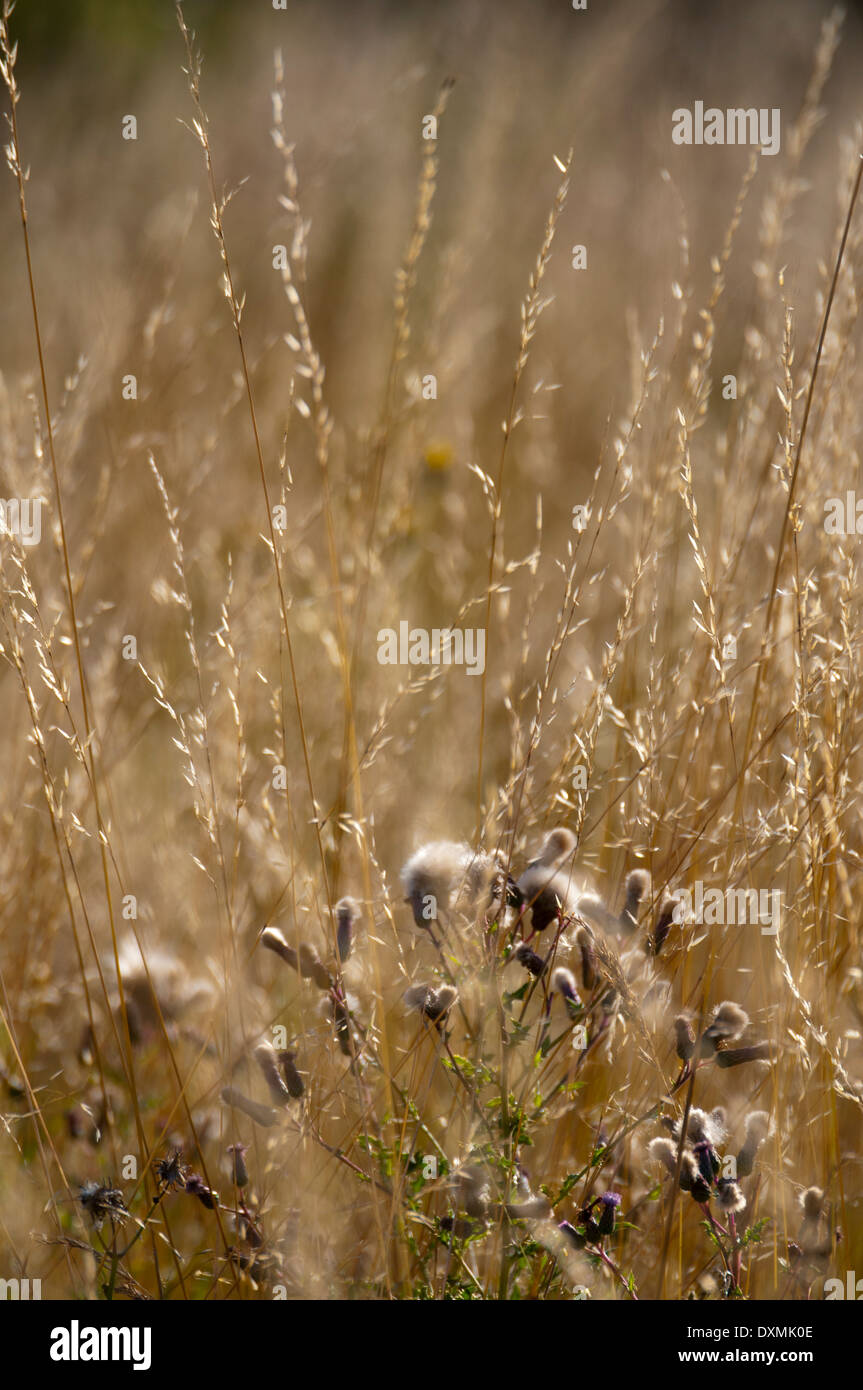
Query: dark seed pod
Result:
<box><xmin>227</xmin><ymin>1143</ymin><xmax>249</xmax><ymax>1188</ymax></box>
<box><xmin>558</xmin><ymin>1219</ymin><xmax>586</xmax><ymax>1250</ymax></box>
<box><xmin>330</xmin><ymin>997</ymin><xmax>353</xmax><ymax>1056</ymax></box>
<box><xmin>715</xmin><ymin>1042</ymin><xmax>770</xmax><ymax>1068</ymax></box>
<box><xmin>693</xmin><ymin>1139</ymin><xmax>719</xmax><ymax>1188</ymax></box>
<box><xmin>514</xmin><ymin>943</ymin><xmax>546</xmax><ymax>977</ymax></box>
<box><xmin>689</xmin><ymin>1174</ymin><xmax>713</xmax><ymax>1205</ymax></box>
<box><xmin>278</xmin><ymin>1048</ymin><xmax>305</xmax><ymax>1099</ymax></box>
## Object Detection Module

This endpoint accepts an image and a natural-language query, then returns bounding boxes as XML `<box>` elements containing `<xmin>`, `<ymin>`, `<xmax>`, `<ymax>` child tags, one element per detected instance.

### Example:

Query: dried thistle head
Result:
<box><xmin>78</xmin><ymin>1181</ymin><xmax>128</xmax><ymax>1228</ymax></box>
<box><xmin>154</xmin><ymin>1148</ymin><xmax>188</xmax><ymax>1191</ymax></box>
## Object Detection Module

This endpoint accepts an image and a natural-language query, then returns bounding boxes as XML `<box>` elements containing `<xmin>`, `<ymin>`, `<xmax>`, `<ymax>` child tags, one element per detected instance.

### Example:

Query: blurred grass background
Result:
<box><xmin>1</xmin><ymin>0</ymin><xmax>862</xmax><ymax>1299</ymax></box>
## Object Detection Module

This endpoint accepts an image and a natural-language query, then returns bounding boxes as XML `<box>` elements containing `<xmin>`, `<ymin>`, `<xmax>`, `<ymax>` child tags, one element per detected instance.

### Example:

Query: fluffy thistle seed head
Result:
<box><xmin>716</xmin><ymin>1179</ymin><xmax>746</xmax><ymax>1213</ymax></box>
<box><xmin>686</xmin><ymin>1107</ymin><xmax>726</xmax><ymax>1147</ymax></box>
<box><xmin>517</xmin><ymin>865</ymin><xmax>578</xmax><ymax>934</ymax></box>
<box><xmin>648</xmin><ymin>1136</ymin><xmax>679</xmax><ymax>1176</ymax></box>
<box><xmin>736</xmin><ymin>1109</ymin><xmax>770</xmax><ymax>1176</ymax></box>
<box><xmin>405</xmin><ymin>982</ymin><xmax>458</xmax><ymax>1025</ymax></box>
<box><xmin>537</xmin><ymin>826</ymin><xmax>576</xmax><ymax>867</ymax></box>
<box><xmin>704</xmin><ymin>1000</ymin><xmax>750</xmax><ymax>1043</ymax></box>
<box><xmin>743</xmin><ymin>1110</ymin><xmax>770</xmax><ymax>1144</ymax></box>
<box><xmin>400</xmin><ymin>840</ymin><xmax>502</xmax><ymax>926</ymax></box>
<box><xmin>674</xmin><ymin>1015</ymin><xmax>696</xmax><ymax>1062</ymax></box>
<box><xmin>621</xmin><ymin>868</ymin><xmax>651</xmax><ymax>931</ymax></box>
<box><xmin>678</xmin><ymin>1150</ymin><xmax>698</xmax><ymax>1192</ymax></box>
<box><xmin>800</xmin><ymin>1186</ymin><xmax>824</xmax><ymax>1222</ymax></box>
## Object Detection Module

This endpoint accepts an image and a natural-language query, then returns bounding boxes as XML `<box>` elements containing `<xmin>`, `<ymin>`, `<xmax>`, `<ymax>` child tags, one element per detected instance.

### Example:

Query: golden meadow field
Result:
<box><xmin>0</xmin><ymin>0</ymin><xmax>862</xmax><ymax>1300</ymax></box>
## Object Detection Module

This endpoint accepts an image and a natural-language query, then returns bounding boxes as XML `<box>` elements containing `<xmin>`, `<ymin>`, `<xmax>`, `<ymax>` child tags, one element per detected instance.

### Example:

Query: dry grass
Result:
<box><xmin>0</xmin><ymin>0</ymin><xmax>862</xmax><ymax>1300</ymax></box>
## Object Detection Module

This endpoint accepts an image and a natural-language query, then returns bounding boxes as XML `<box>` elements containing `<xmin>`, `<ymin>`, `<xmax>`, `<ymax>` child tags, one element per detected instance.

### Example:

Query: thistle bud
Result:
<box><xmin>576</xmin><ymin>926</ymin><xmax>598</xmax><ymax>991</ymax></box>
<box><xmin>298</xmin><ymin>943</ymin><xmax>333</xmax><ymax>991</ymax></box>
<box><xmin>185</xmin><ymin>1173</ymin><xmax>218</xmax><ymax>1210</ymax></box>
<box><xmin>514</xmin><ymin>943</ymin><xmax>546</xmax><ymax>977</ymax></box>
<box><xmin>597</xmin><ymin>1191</ymin><xmax>621</xmax><ymax>1236</ymax></box>
<box><xmin>227</xmin><ymin>1143</ymin><xmax>249</xmax><ymax>1188</ymax></box>
<box><xmin>261</xmin><ymin>927</ymin><xmax>299</xmax><ymax>972</ymax></box>
<box><xmin>736</xmin><ymin>1110</ymin><xmax>769</xmax><ymax>1178</ymax></box>
<box><xmin>621</xmin><ymin>869</ymin><xmax>650</xmax><ymax>933</ymax></box>
<box><xmin>693</xmin><ymin>1139</ymin><xmax>719</xmax><ymax>1189</ymax></box>
<box><xmin>254</xmin><ymin>1041</ymin><xmax>292</xmax><ymax>1107</ymax></box>
<box><xmin>335</xmin><ymin>897</ymin><xmax>359</xmax><ymax>963</ymax></box>
<box><xmin>715</xmin><ymin>1042</ymin><xmax>770</xmax><ymax>1068</ymax></box>
<box><xmin>674</xmin><ymin>1015</ymin><xmax>695</xmax><ymax>1063</ymax></box>
<box><xmin>558</xmin><ymin>1219</ymin><xmax>586</xmax><ymax>1250</ymax></box>
<box><xmin>220</xmin><ymin>1086</ymin><xmax>279</xmax><ymax>1128</ymax></box>
<box><xmin>278</xmin><ymin>1048</ymin><xmax>305</xmax><ymax>1099</ymax></box>
<box><xmin>648</xmin><ymin>893</ymin><xmax>676</xmax><ymax>956</ymax></box>
<box><xmin>551</xmin><ymin>966</ymin><xmax>580</xmax><ymax>1010</ymax></box>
